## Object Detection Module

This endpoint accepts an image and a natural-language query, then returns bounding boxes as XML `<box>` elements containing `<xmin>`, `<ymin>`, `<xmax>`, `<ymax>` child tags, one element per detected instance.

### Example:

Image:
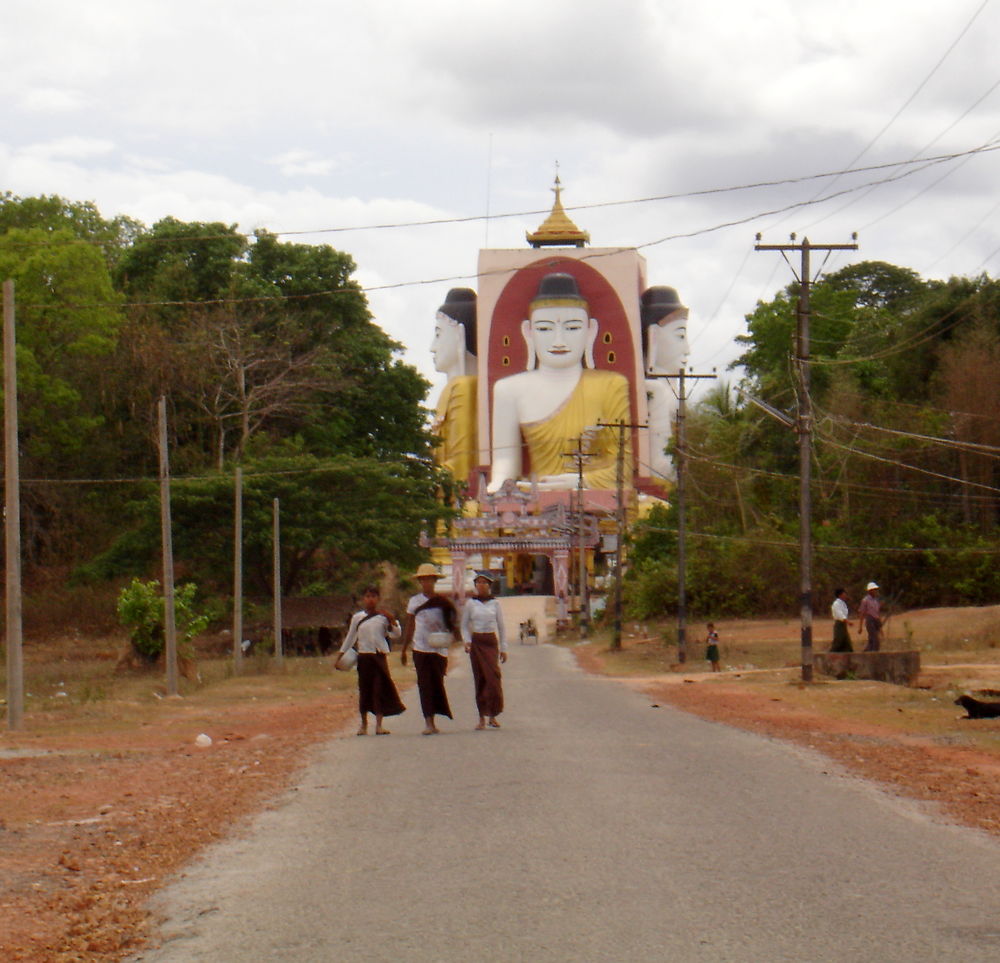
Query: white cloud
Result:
<box><xmin>0</xmin><ymin>0</ymin><xmax>998</xmax><ymax>400</ymax></box>
<box><xmin>18</xmin><ymin>87</ymin><xmax>88</xmax><ymax>113</ymax></box>
<box><xmin>23</xmin><ymin>136</ymin><xmax>116</xmax><ymax>161</ymax></box>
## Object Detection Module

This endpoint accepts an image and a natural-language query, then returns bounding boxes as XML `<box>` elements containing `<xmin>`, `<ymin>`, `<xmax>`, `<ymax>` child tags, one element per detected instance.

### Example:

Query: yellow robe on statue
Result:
<box><xmin>433</xmin><ymin>375</ymin><xmax>478</xmax><ymax>482</ymax></box>
<box><xmin>521</xmin><ymin>369</ymin><xmax>632</xmax><ymax>490</ymax></box>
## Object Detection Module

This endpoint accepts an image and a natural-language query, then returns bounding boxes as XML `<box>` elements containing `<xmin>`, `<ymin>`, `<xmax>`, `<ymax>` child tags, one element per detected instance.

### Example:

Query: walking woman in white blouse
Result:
<box><xmin>335</xmin><ymin>586</ymin><xmax>405</xmax><ymax>735</ymax></box>
<box><xmin>460</xmin><ymin>572</ymin><xmax>507</xmax><ymax>730</ymax></box>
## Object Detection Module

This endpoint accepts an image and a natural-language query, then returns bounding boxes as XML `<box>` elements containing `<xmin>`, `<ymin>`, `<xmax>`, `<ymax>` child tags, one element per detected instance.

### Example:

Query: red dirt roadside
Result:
<box><xmin>4</xmin><ymin>619</ymin><xmax>1000</xmax><ymax>960</ymax></box>
<box><xmin>1</xmin><ymin>697</ymin><xmax>353</xmax><ymax>962</ymax></box>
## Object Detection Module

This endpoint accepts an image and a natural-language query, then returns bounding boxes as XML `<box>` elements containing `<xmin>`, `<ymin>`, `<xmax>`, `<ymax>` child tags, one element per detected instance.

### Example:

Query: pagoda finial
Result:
<box><xmin>526</xmin><ymin>171</ymin><xmax>590</xmax><ymax>248</ymax></box>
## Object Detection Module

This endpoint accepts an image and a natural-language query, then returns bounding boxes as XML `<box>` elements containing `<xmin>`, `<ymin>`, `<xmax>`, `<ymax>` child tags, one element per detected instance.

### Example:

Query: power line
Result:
<box><xmin>6</xmin><ymin>140</ymin><xmax>1000</xmax><ymax>257</ymax></box>
<box><xmin>634</xmin><ymin>524</ymin><xmax>1000</xmax><ymax>556</ymax></box>
<box><xmin>782</xmin><ymin>0</ymin><xmax>994</xmax><ymax>223</ymax></box>
<box><xmin>12</xmin><ymin>141</ymin><xmax>1000</xmax><ymax>315</ymax></box>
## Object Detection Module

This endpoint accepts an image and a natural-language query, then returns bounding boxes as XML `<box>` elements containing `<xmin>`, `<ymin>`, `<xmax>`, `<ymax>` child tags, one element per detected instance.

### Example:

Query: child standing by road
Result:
<box><xmin>705</xmin><ymin>623</ymin><xmax>721</xmax><ymax>672</ymax></box>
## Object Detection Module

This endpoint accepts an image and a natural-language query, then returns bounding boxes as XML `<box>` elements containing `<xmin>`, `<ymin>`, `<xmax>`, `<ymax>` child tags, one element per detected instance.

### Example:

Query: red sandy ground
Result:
<box><xmin>0</xmin><ymin>699</ymin><xmax>353</xmax><ymax>962</ymax></box>
<box><xmin>3</xmin><ymin>652</ymin><xmax>1000</xmax><ymax>960</ymax></box>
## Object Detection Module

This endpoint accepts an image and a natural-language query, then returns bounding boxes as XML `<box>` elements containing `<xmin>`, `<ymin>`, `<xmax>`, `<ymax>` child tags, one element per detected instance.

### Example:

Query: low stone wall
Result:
<box><xmin>813</xmin><ymin>650</ymin><xmax>921</xmax><ymax>686</ymax></box>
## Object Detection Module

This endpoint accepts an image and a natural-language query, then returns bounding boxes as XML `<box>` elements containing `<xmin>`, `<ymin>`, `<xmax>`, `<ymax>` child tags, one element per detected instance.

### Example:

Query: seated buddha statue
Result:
<box><xmin>488</xmin><ymin>273</ymin><xmax>631</xmax><ymax>493</ymax></box>
<box><xmin>430</xmin><ymin>287</ymin><xmax>478</xmax><ymax>483</ymax></box>
<box><xmin>641</xmin><ymin>286</ymin><xmax>689</xmax><ymax>481</ymax></box>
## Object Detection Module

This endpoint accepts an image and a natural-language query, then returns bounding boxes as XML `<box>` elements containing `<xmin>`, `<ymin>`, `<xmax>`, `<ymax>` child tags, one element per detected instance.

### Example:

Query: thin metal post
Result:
<box><xmin>157</xmin><ymin>397</ymin><xmax>179</xmax><ymax>695</ymax></box>
<box><xmin>272</xmin><ymin>498</ymin><xmax>283</xmax><ymax>662</ymax></box>
<box><xmin>4</xmin><ymin>280</ymin><xmax>24</xmax><ymax>730</ymax></box>
<box><xmin>233</xmin><ymin>466</ymin><xmax>243</xmax><ymax>669</ymax></box>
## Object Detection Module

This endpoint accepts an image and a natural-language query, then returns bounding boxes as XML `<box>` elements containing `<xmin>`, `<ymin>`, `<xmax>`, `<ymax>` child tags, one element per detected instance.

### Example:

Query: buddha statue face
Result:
<box><xmin>522</xmin><ymin>304</ymin><xmax>597</xmax><ymax>371</ymax></box>
<box><xmin>647</xmin><ymin>313</ymin><xmax>688</xmax><ymax>375</ymax></box>
<box><xmin>431</xmin><ymin>311</ymin><xmax>465</xmax><ymax>375</ymax></box>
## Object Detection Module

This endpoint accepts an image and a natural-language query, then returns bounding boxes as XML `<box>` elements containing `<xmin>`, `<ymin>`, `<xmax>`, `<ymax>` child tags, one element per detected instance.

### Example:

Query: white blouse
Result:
<box><xmin>460</xmin><ymin>597</ymin><xmax>507</xmax><ymax>652</ymax></box>
<box><xmin>339</xmin><ymin>609</ymin><xmax>401</xmax><ymax>655</ymax></box>
<box><xmin>407</xmin><ymin>593</ymin><xmax>453</xmax><ymax>654</ymax></box>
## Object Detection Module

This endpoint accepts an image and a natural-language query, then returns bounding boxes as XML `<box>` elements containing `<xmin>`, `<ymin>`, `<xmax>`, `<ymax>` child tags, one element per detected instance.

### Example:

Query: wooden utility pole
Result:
<box><xmin>233</xmin><ymin>466</ymin><xmax>243</xmax><ymax>669</ymax></box>
<box><xmin>649</xmin><ymin>370</ymin><xmax>716</xmax><ymax>662</ymax></box>
<box><xmin>272</xmin><ymin>498</ymin><xmax>283</xmax><ymax>662</ymax></box>
<box><xmin>4</xmin><ymin>280</ymin><xmax>23</xmax><ymax>730</ymax></box>
<box><xmin>157</xmin><ymin>397</ymin><xmax>179</xmax><ymax>696</ymax></box>
<box><xmin>755</xmin><ymin>234</ymin><xmax>858</xmax><ymax>682</ymax></box>
<box><xmin>596</xmin><ymin>420</ymin><xmax>646</xmax><ymax>651</ymax></box>
<box><xmin>562</xmin><ymin>436</ymin><xmax>592</xmax><ymax>637</ymax></box>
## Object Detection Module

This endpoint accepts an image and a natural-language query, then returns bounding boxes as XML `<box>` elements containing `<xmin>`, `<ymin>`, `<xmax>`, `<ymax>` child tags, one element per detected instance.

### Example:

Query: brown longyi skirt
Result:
<box><xmin>356</xmin><ymin>653</ymin><xmax>406</xmax><ymax>718</ymax></box>
<box><xmin>469</xmin><ymin>632</ymin><xmax>503</xmax><ymax>717</ymax></box>
<box><xmin>413</xmin><ymin>650</ymin><xmax>452</xmax><ymax>719</ymax></box>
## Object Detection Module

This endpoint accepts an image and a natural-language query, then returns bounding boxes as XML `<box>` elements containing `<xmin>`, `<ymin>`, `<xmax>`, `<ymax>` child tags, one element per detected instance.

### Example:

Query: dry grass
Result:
<box><xmin>2</xmin><ymin>631</ymin><xmax>357</xmax><ymax>738</ymax></box>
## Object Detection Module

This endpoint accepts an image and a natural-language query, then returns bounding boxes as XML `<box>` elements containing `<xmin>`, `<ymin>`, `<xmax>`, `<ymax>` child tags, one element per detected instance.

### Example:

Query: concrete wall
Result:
<box><xmin>813</xmin><ymin>651</ymin><xmax>921</xmax><ymax>686</ymax></box>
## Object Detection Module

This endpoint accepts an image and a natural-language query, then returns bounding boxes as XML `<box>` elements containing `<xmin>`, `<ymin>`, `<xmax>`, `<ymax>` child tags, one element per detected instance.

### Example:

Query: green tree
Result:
<box><xmin>79</xmin><ymin>451</ymin><xmax>450</xmax><ymax>596</ymax></box>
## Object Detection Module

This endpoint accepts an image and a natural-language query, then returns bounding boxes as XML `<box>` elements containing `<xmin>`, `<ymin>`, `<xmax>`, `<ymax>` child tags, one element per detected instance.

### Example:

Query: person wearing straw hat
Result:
<box><xmin>460</xmin><ymin>571</ymin><xmax>508</xmax><ymax>729</ymax></box>
<box><xmin>858</xmin><ymin>581</ymin><xmax>883</xmax><ymax>652</ymax></box>
<box><xmin>401</xmin><ymin>563</ymin><xmax>457</xmax><ymax>735</ymax></box>
<box><xmin>335</xmin><ymin>586</ymin><xmax>405</xmax><ymax>735</ymax></box>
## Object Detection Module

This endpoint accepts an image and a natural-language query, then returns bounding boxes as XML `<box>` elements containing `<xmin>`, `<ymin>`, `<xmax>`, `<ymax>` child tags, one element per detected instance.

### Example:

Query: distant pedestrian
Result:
<box><xmin>705</xmin><ymin>623</ymin><xmax>721</xmax><ymax>672</ymax></box>
<box><xmin>830</xmin><ymin>588</ymin><xmax>853</xmax><ymax>652</ymax></box>
<box><xmin>401</xmin><ymin>563</ymin><xmax>457</xmax><ymax>735</ymax></box>
<box><xmin>461</xmin><ymin>572</ymin><xmax>507</xmax><ymax>730</ymax></box>
<box><xmin>858</xmin><ymin>581</ymin><xmax>882</xmax><ymax>652</ymax></box>
<box><xmin>335</xmin><ymin>586</ymin><xmax>405</xmax><ymax>735</ymax></box>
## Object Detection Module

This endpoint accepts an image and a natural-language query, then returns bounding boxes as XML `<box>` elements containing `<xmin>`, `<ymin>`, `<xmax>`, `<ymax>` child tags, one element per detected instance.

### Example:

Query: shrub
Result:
<box><xmin>116</xmin><ymin>578</ymin><xmax>210</xmax><ymax>661</ymax></box>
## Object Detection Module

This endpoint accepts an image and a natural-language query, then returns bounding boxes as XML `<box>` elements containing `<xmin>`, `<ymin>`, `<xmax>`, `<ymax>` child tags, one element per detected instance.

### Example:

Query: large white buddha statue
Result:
<box><xmin>488</xmin><ymin>273</ymin><xmax>632</xmax><ymax>493</ymax></box>
<box><xmin>641</xmin><ymin>286</ymin><xmax>689</xmax><ymax>480</ymax></box>
<box><xmin>430</xmin><ymin>288</ymin><xmax>478</xmax><ymax>483</ymax></box>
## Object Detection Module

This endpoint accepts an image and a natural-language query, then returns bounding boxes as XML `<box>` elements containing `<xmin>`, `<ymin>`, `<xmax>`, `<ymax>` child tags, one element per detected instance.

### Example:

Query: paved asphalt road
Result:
<box><xmin>133</xmin><ymin>643</ymin><xmax>1000</xmax><ymax>962</ymax></box>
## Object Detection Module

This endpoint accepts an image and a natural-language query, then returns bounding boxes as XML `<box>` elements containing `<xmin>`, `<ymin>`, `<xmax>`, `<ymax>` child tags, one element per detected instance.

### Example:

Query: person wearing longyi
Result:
<box><xmin>401</xmin><ymin>563</ymin><xmax>457</xmax><ymax>735</ymax></box>
<box><xmin>460</xmin><ymin>572</ymin><xmax>508</xmax><ymax>730</ymax></box>
<box><xmin>336</xmin><ymin>586</ymin><xmax>405</xmax><ymax>735</ymax></box>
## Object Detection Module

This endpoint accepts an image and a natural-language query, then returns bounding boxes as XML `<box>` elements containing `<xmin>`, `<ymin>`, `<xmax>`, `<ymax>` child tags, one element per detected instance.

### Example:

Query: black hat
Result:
<box><xmin>530</xmin><ymin>272</ymin><xmax>587</xmax><ymax>310</ymax></box>
<box><xmin>437</xmin><ymin>287</ymin><xmax>477</xmax><ymax>354</ymax></box>
<box><xmin>640</xmin><ymin>286</ymin><xmax>687</xmax><ymax>327</ymax></box>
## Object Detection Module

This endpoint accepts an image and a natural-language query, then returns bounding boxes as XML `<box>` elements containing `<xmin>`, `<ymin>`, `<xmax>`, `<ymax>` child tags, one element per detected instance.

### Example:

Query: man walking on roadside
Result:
<box><xmin>858</xmin><ymin>581</ymin><xmax>882</xmax><ymax>652</ymax></box>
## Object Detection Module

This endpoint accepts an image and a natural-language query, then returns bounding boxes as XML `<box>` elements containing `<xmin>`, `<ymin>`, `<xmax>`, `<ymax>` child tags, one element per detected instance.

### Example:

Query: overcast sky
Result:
<box><xmin>3</xmin><ymin>0</ymin><xmax>999</xmax><ymax>403</ymax></box>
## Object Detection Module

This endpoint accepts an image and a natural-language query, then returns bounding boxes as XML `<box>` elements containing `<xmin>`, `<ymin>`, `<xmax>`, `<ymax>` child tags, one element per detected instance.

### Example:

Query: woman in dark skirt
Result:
<box><xmin>401</xmin><ymin>563</ymin><xmax>458</xmax><ymax>735</ymax></box>
<box><xmin>335</xmin><ymin>586</ymin><xmax>405</xmax><ymax>735</ymax></box>
<box><xmin>460</xmin><ymin>572</ymin><xmax>508</xmax><ymax>730</ymax></box>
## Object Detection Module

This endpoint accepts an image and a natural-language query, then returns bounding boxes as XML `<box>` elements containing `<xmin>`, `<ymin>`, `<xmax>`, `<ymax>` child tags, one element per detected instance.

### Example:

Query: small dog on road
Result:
<box><xmin>955</xmin><ymin>694</ymin><xmax>1000</xmax><ymax>719</ymax></box>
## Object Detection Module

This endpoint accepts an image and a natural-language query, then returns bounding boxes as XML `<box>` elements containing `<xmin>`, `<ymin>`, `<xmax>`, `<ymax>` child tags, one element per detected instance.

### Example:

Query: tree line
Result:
<box><xmin>0</xmin><ymin>192</ymin><xmax>449</xmax><ymax>608</ymax></box>
<box><xmin>626</xmin><ymin>260</ymin><xmax>1000</xmax><ymax>618</ymax></box>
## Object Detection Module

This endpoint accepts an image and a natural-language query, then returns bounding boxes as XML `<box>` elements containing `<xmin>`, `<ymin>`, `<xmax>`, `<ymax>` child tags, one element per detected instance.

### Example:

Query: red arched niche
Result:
<box><xmin>486</xmin><ymin>257</ymin><xmax>638</xmax><ymax>425</ymax></box>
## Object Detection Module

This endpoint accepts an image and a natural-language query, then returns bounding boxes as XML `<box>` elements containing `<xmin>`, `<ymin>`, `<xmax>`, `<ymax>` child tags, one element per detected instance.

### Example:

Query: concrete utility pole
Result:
<box><xmin>754</xmin><ymin>234</ymin><xmax>858</xmax><ymax>682</ymax></box>
<box><xmin>157</xmin><ymin>397</ymin><xmax>179</xmax><ymax>696</ymax></box>
<box><xmin>4</xmin><ymin>280</ymin><xmax>23</xmax><ymax>730</ymax></box>
<box><xmin>648</xmin><ymin>370</ymin><xmax>716</xmax><ymax>663</ymax></box>
<box><xmin>596</xmin><ymin>419</ymin><xmax>646</xmax><ymax>651</ymax></box>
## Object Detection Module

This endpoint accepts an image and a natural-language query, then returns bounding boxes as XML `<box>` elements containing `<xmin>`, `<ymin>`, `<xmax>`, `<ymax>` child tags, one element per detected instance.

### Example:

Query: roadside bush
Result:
<box><xmin>116</xmin><ymin>578</ymin><xmax>210</xmax><ymax>662</ymax></box>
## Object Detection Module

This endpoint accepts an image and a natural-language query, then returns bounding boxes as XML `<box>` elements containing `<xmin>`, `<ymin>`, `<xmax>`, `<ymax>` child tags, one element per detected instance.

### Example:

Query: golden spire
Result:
<box><xmin>526</xmin><ymin>173</ymin><xmax>590</xmax><ymax>248</ymax></box>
